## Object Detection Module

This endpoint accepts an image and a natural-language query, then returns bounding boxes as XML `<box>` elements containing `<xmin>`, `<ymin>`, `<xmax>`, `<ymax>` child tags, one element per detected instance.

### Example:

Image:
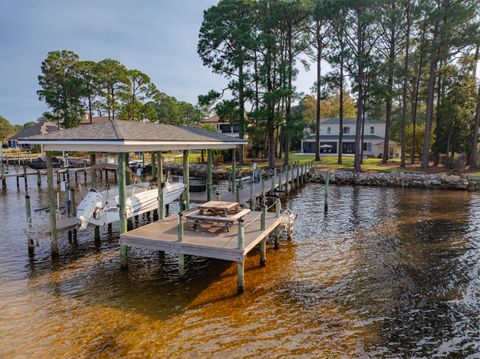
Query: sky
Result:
<box><xmin>0</xmin><ymin>0</ymin><xmax>317</xmax><ymax>125</ymax></box>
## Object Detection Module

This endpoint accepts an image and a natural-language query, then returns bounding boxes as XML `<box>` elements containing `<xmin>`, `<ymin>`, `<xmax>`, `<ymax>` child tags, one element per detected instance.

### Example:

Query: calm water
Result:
<box><xmin>0</xmin><ymin>171</ymin><xmax>479</xmax><ymax>358</ymax></box>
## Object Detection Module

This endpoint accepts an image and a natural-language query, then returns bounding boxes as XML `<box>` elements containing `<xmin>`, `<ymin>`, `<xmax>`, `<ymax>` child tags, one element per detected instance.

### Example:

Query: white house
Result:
<box><xmin>300</xmin><ymin>118</ymin><xmax>399</xmax><ymax>158</ymax></box>
<box><xmin>200</xmin><ymin>115</ymin><xmax>241</xmax><ymax>138</ymax></box>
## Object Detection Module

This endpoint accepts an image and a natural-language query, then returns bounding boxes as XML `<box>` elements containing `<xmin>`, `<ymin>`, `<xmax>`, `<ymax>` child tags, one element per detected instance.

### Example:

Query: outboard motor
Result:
<box><xmin>77</xmin><ymin>189</ymin><xmax>104</xmax><ymax>230</ymax></box>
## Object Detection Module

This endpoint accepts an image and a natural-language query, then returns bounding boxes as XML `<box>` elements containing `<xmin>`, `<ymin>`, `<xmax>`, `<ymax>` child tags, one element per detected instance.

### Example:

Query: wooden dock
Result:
<box><xmin>121</xmin><ymin>208</ymin><xmax>282</xmax><ymax>293</ymax></box>
<box><xmin>121</xmin><ymin>210</ymin><xmax>280</xmax><ymax>262</ymax></box>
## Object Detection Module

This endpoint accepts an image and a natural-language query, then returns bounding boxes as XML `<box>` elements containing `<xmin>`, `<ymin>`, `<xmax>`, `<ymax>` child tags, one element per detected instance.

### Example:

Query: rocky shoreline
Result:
<box><xmin>312</xmin><ymin>169</ymin><xmax>480</xmax><ymax>191</ymax></box>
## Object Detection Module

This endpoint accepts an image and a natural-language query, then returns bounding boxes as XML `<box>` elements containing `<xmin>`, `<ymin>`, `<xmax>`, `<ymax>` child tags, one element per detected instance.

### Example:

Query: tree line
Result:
<box><xmin>198</xmin><ymin>0</ymin><xmax>480</xmax><ymax>171</ymax></box>
<box><xmin>37</xmin><ymin>50</ymin><xmax>203</xmax><ymax>128</ymax></box>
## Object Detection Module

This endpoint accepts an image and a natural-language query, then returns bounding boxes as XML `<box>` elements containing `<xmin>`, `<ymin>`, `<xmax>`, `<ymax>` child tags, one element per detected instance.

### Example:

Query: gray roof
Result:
<box><xmin>20</xmin><ymin>120</ymin><xmax>242</xmax><ymax>143</ymax></box>
<box><xmin>11</xmin><ymin>122</ymin><xmax>58</xmax><ymax>140</ymax></box>
<box><xmin>303</xmin><ymin>134</ymin><xmax>384</xmax><ymax>141</ymax></box>
<box><xmin>320</xmin><ymin>118</ymin><xmax>383</xmax><ymax>125</ymax></box>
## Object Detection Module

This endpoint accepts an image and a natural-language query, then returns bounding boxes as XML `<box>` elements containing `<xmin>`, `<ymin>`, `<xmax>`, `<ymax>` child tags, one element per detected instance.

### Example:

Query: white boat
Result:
<box><xmin>76</xmin><ymin>181</ymin><xmax>184</xmax><ymax>229</ymax></box>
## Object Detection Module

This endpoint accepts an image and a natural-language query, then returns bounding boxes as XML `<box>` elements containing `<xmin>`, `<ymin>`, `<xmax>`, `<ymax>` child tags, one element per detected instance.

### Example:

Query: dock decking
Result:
<box><xmin>121</xmin><ymin>211</ymin><xmax>281</xmax><ymax>262</ymax></box>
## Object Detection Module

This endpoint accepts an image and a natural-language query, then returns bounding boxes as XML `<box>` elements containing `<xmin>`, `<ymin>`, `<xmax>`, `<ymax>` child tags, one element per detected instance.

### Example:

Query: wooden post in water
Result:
<box><xmin>1</xmin><ymin>164</ymin><xmax>6</xmax><ymax>190</ymax></box>
<box><xmin>231</xmin><ymin>149</ymin><xmax>236</xmax><ymax>195</ymax></box>
<box><xmin>237</xmin><ymin>217</ymin><xmax>245</xmax><ymax>293</ymax></box>
<box><xmin>125</xmin><ymin>153</ymin><xmax>130</xmax><ymax>186</ymax></box>
<box><xmin>324</xmin><ymin>174</ymin><xmax>329</xmax><ymax>211</ymax></box>
<box><xmin>90</xmin><ymin>154</ymin><xmax>96</xmax><ymax>188</ymax></box>
<box><xmin>118</xmin><ymin>153</ymin><xmax>128</xmax><ymax>269</ymax></box>
<box><xmin>207</xmin><ymin>149</ymin><xmax>213</xmax><ymax>202</ymax></box>
<box><xmin>157</xmin><ymin>152</ymin><xmax>165</xmax><ymax>220</ymax></box>
<box><xmin>261</xmin><ymin>172</ymin><xmax>265</xmax><ymax>205</ymax></box>
<box><xmin>23</xmin><ymin>163</ymin><xmax>28</xmax><ymax>189</ymax></box>
<box><xmin>215</xmin><ymin>190</ymin><xmax>221</xmax><ymax>201</ymax></box>
<box><xmin>70</xmin><ymin>188</ymin><xmax>77</xmax><ymax>241</ymax></box>
<box><xmin>278</xmin><ymin>167</ymin><xmax>282</xmax><ymax>192</ymax></box>
<box><xmin>274</xmin><ymin>194</ymin><xmax>281</xmax><ymax>249</ymax></box>
<box><xmin>90</xmin><ymin>153</ymin><xmax>100</xmax><ymax>242</ymax></box>
<box><xmin>36</xmin><ymin>170</ymin><xmax>41</xmax><ymax>187</ymax></box>
<box><xmin>46</xmin><ymin>151</ymin><xmax>59</xmax><ymax>257</ymax></box>
<box><xmin>236</xmin><ymin>183</ymin><xmax>240</xmax><ymax>203</ymax></box>
<box><xmin>25</xmin><ymin>193</ymin><xmax>34</xmax><ymax>255</ymax></box>
<box><xmin>250</xmin><ymin>174</ymin><xmax>254</xmax><ymax>210</ymax></box>
<box><xmin>285</xmin><ymin>165</ymin><xmax>289</xmax><ymax>194</ymax></box>
<box><xmin>271</xmin><ymin>168</ymin><xmax>276</xmax><ymax>192</ymax></box>
<box><xmin>182</xmin><ymin>150</ymin><xmax>190</xmax><ymax>209</ymax></box>
<box><xmin>177</xmin><ymin>211</ymin><xmax>185</xmax><ymax>276</ymax></box>
<box><xmin>260</xmin><ymin>205</ymin><xmax>266</xmax><ymax>267</ymax></box>
<box><xmin>151</xmin><ymin>152</ymin><xmax>157</xmax><ymax>179</ymax></box>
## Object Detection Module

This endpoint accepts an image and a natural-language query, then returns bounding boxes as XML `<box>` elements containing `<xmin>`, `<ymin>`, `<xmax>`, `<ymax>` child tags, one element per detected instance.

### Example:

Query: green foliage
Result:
<box><xmin>0</xmin><ymin>115</ymin><xmax>14</xmax><ymax>141</ymax></box>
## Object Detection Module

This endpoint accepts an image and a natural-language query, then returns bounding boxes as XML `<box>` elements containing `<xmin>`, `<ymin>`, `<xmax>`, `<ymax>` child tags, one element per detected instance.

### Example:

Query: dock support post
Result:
<box><xmin>260</xmin><ymin>205</ymin><xmax>266</xmax><ymax>267</ymax></box>
<box><xmin>215</xmin><ymin>190</ymin><xmax>221</xmax><ymax>201</ymax></box>
<box><xmin>207</xmin><ymin>149</ymin><xmax>213</xmax><ymax>202</ymax></box>
<box><xmin>23</xmin><ymin>163</ymin><xmax>28</xmax><ymax>189</ymax></box>
<box><xmin>70</xmin><ymin>188</ymin><xmax>77</xmax><ymax>241</ymax></box>
<box><xmin>324</xmin><ymin>174</ymin><xmax>329</xmax><ymax>211</ymax></box>
<box><xmin>236</xmin><ymin>183</ymin><xmax>240</xmax><ymax>203</ymax></box>
<box><xmin>182</xmin><ymin>150</ymin><xmax>190</xmax><ymax>209</ymax></box>
<box><xmin>177</xmin><ymin>211</ymin><xmax>185</xmax><ymax>276</ymax></box>
<box><xmin>278</xmin><ymin>167</ymin><xmax>282</xmax><ymax>192</ymax></box>
<box><xmin>274</xmin><ymin>194</ymin><xmax>281</xmax><ymax>249</ymax></box>
<box><xmin>237</xmin><ymin>217</ymin><xmax>245</xmax><ymax>293</ymax></box>
<box><xmin>46</xmin><ymin>151</ymin><xmax>59</xmax><ymax>257</ymax></box>
<box><xmin>157</xmin><ymin>152</ymin><xmax>165</xmax><ymax>220</ymax></box>
<box><xmin>90</xmin><ymin>153</ymin><xmax>100</xmax><ymax>241</ymax></box>
<box><xmin>261</xmin><ymin>173</ymin><xmax>265</xmax><ymax>205</ymax></box>
<box><xmin>1</xmin><ymin>164</ymin><xmax>6</xmax><ymax>190</ymax></box>
<box><xmin>231</xmin><ymin>149</ymin><xmax>236</xmax><ymax>195</ymax></box>
<box><xmin>25</xmin><ymin>193</ymin><xmax>34</xmax><ymax>255</ymax></box>
<box><xmin>250</xmin><ymin>175</ymin><xmax>254</xmax><ymax>210</ymax></box>
<box><xmin>296</xmin><ymin>164</ymin><xmax>300</xmax><ymax>188</ymax></box>
<box><xmin>151</xmin><ymin>152</ymin><xmax>157</xmax><ymax>179</ymax></box>
<box><xmin>90</xmin><ymin>154</ymin><xmax>96</xmax><ymax>188</ymax></box>
<box><xmin>125</xmin><ymin>153</ymin><xmax>130</xmax><ymax>185</ymax></box>
<box><xmin>271</xmin><ymin>168</ymin><xmax>276</xmax><ymax>192</ymax></box>
<box><xmin>118</xmin><ymin>153</ymin><xmax>128</xmax><ymax>269</ymax></box>
<box><xmin>286</xmin><ymin>165</ymin><xmax>290</xmax><ymax>194</ymax></box>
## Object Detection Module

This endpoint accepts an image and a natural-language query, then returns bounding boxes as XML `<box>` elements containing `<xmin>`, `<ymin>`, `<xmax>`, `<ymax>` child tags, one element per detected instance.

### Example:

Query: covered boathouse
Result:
<box><xmin>18</xmin><ymin>120</ymin><xmax>291</xmax><ymax>293</ymax></box>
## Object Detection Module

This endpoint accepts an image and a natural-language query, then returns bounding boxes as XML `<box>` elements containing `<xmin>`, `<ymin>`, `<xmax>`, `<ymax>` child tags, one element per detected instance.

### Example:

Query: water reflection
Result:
<box><xmin>0</xmin><ymin>172</ymin><xmax>479</xmax><ymax>357</ymax></box>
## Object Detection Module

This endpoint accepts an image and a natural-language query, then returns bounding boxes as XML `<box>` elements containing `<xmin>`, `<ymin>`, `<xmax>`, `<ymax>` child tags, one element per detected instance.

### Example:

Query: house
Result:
<box><xmin>300</xmin><ymin>118</ymin><xmax>399</xmax><ymax>158</ymax></box>
<box><xmin>200</xmin><ymin>115</ymin><xmax>241</xmax><ymax>138</ymax></box>
<box><xmin>8</xmin><ymin>122</ymin><xmax>58</xmax><ymax>150</ymax></box>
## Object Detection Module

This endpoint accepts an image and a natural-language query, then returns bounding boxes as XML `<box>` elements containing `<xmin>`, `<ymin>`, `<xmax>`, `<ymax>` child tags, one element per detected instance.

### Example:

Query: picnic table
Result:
<box><xmin>187</xmin><ymin>201</ymin><xmax>250</xmax><ymax>232</ymax></box>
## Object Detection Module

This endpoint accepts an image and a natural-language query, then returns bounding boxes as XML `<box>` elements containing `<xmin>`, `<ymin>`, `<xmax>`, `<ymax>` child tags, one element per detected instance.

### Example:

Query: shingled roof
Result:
<box><xmin>18</xmin><ymin>120</ymin><xmax>245</xmax><ymax>152</ymax></box>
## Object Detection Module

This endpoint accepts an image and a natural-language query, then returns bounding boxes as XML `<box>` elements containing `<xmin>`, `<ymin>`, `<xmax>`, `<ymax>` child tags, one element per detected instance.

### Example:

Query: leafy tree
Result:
<box><xmin>0</xmin><ymin>115</ymin><xmax>14</xmax><ymax>142</ymax></box>
<box><xmin>120</xmin><ymin>69</ymin><xmax>159</xmax><ymax>120</ymax></box>
<box><xmin>95</xmin><ymin>58</ymin><xmax>127</xmax><ymax>120</ymax></box>
<box><xmin>78</xmin><ymin>60</ymin><xmax>99</xmax><ymax>124</ymax></box>
<box><xmin>37</xmin><ymin>50</ymin><xmax>84</xmax><ymax>128</ymax></box>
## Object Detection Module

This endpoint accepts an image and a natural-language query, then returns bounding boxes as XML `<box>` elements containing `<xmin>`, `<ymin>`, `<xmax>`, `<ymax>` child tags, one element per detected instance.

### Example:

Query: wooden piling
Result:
<box><xmin>274</xmin><ymin>194</ymin><xmax>281</xmax><ymax>249</ymax></box>
<box><xmin>125</xmin><ymin>153</ymin><xmax>130</xmax><ymax>186</ymax></box>
<box><xmin>207</xmin><ymin>149</ymin><xmax>213</xmax><ymax>202</ymax></box>
<box><xmin>90</xmin><ymin>154</ymin><xmax>96</xmax><ymax>188</ymax></box>
<box><xmin>237</xmin><ymin>217</ymin><xmax>245</xmax><ymax>293</ymax></box>
<box><xmin>151</xmin><ymin>152</ymin><xmax>157</xmax><ymax>178</ymax></box>
<box><xmin>1</xmin><ymin>164</ymin><xmax>6</xmax><ymax>190</ymax></box>
<box><xmin>285</xmin><ymin>165</ymin><xmax>289</xmax><ymax>194</ymax></box>
<box><xmin>118</xmin><ymin>153</ymin><xmax>128</xmax><ymax>269</ymax></box>
<box><xmin>23</xmin><ymin>163</ymin><xmax>28</xmax><ymax>189</ymax></box>
<box><xmin>271</xmin><ymin>168</ymin><xmax>276</xmax><ymax>192</ymax></box>
<box><xmin>37</xmin><ymin>170</ymin><xmax>41</xmax><ymax>187</ymax></box>
<box><xmin>157</xmin><ymin>152</ymin><xmax>165</xmax><ymax>220</ymax></box>
<box><xmin>177</xmin><ymin>211</ymin><xmax>185</xmax><ymax>276</ymax></box>
<box><xmin>25</xmin><ymin>193</ymin><xmax>34</xmax><ymax>254</ymax></box>
<box><xmin>324</xmin><ymin>174</ymin><xmax>329</xmax><ymax>211</ymax></box>
<box><xmin>182</xmin><ymin>150</ymin><xmax>190</xmax><ymax>208</ymax></box>
<box><xmin>70</xmin><ymin>188</ymin><xmax>77</xmax><ymax>241</ymax></box>
<box><xmin>231</xmin><ymin>149</ymin><xmax>236</xmax><ymax>194</ymax></box>
<box><xmin>260</xmin><ymin>205</ymin><xmax>266</xmax><ymax>267</ymax></box>
<box><xmin>236</xmin><ymin>183</ymin><xmax>240</xmax><ymax>203</ymax></box>
<box><xmin>46</xmin><ymin>152</ymin><xmax>59</xmax><ymax>257</ymax></box>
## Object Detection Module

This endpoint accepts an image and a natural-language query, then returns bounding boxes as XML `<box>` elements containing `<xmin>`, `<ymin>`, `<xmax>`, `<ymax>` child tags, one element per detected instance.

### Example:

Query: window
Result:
<box><xmin>327</xmin><ymin>127</ymin><xmax>331</xmax><ymax>134</ymax></box>
<box><xmin>370</xmin><ymin>126</ymin><xmax>375</xmax><ymax>134</ymax></box>
<box><xmin>363</xmin><ymin>142</ymin><xmax>372</xmax><ymax>151</ymax></box>
<box><xmin>343</xmin><ymin>126</ymin><xmax>350</xmax><ymax>134</ymax></box>
<box><xmin>219</xmin><ymin>124</ymin><xmax>231</xmax><ymax>133</ymax></box>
